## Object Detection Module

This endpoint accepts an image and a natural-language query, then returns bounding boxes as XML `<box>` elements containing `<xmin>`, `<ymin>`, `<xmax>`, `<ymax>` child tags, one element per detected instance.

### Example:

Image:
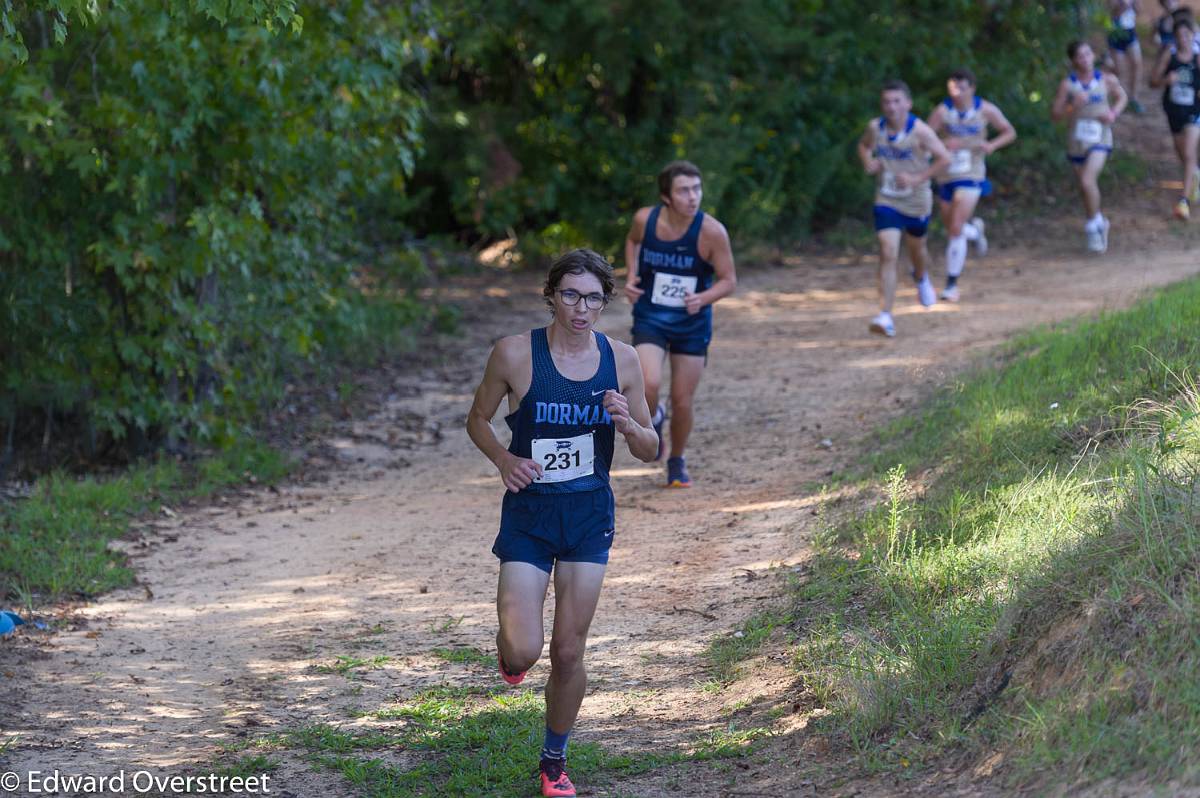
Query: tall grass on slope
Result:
<box><xmin>791</xmin><ymin>278</ymin><xmax>1200</xmax><ymax>786</ymax></box>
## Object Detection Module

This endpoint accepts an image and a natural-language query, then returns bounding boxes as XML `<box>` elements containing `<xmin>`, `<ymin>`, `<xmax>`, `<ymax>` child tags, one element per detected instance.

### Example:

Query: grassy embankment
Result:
<box><xmin>716</xmin><ymin>275</ymin><xmax>1200</xmax><ymax>788</ymax></box>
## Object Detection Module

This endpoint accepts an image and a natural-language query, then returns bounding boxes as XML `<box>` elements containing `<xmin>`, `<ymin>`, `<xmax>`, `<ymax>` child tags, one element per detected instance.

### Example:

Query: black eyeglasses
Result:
<box><xmin>557</xmin><ymin>289</ymin><xmax>607</xmax><ymax>310</ymax></box>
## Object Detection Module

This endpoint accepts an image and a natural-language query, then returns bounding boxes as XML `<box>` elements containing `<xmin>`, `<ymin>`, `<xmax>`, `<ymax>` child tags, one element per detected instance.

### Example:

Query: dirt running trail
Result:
<box><xmin>4</xmin><ymin>110</ymin><xmax>1200</xmax><ymax>797</ymax></box>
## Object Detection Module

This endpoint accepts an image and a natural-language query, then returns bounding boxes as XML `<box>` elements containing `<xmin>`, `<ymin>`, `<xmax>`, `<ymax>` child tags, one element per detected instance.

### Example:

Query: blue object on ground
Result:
<box><xmin>0</xmin><ymin>610</ymin><xmax>26</xmax><ymax>637</ymax></box>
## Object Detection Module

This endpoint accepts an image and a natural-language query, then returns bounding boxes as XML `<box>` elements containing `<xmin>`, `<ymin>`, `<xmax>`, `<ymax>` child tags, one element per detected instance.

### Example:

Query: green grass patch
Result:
<box><xmin>210</xmin><ymin>753</ymin><xmax>280</xmax><ymax>780</ymax></box>
<box><xmin>315</xmin><ymin>655</ymin><xmax>394</xmax><ymax>677</ymax></box>
<box><xmin>274</xmin><ymin>683</ymin><xmax>769</xmax><ymax>796</ymax></box>
<box><xmin>430</xmin><ymin>646</ymin><xmax>493</xmax><ymax>668</ymax></box>
<box><xmin>0</xmin><ymin>440</ymin><xmax>291</xmax><ymax>602</ymax></box>
<box><xmin>706</xmin><ymin>610</ymin><xmax>786</xmax><ymax>685</ymax></box>
<box><xmin>791</xmin><ymin>277</ymin><xmax>1200</xmax><ymax>787</ymax></box>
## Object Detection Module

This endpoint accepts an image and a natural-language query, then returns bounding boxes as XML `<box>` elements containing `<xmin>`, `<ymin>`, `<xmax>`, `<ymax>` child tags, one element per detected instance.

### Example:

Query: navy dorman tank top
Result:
<box><xmin>633</xmin><ymin>205</ymin><xmax>715</xmax><ymax>324</ymax></box>
<box><xmin>505</xmin><ymin>327</ymin><xmax>618</xmax><ymax>494</ymax></box>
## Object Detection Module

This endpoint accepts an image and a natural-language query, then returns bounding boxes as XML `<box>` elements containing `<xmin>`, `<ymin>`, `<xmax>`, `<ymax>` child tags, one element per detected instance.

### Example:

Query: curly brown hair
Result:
<box><xmin>542</xmin><ymin>248</ymin><xmax>614</xmax><ymax>309</ymax></box>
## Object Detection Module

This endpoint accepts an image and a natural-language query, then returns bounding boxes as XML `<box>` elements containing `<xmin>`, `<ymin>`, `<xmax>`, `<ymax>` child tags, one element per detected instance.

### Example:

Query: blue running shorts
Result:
<box><xmin>873</xmin><ymin>205</ymin><xmax>930</xmax><ymax>237</ymax></box>
<box><xmin>492</xmin><ymin>485</ymin><xmax>615</xmax><ymax>573</ymax></box>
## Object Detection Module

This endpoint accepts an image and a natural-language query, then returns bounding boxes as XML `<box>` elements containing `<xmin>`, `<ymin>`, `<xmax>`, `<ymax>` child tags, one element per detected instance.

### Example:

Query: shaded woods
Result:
<box><xmin>1</xmin><ymin>1</ymin><xmax>1088</xmax><ymax>468</ymax></box>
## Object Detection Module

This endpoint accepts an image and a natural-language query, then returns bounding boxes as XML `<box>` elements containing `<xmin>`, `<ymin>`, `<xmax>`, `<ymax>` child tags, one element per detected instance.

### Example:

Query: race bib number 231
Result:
<box><xmin>532</xmin><ymin>433</ymin><xmax>595</xmax><ymax>483</ymax></box>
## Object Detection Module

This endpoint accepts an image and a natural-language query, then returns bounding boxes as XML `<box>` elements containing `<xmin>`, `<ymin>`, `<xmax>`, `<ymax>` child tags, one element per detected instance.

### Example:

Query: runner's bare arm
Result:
<box><xmin>1051</xmin><ymin>79</ymin><xmax>1073</xmax><ymax>122</ymax></box>
<box><xmin>684</xmin><ymin>218</ymin><xmax>736</xmax><ymax>315</ymax></box>
<box><xmin>981</xmin><ymin>102</ymin><xmax>1017</xmax><ymax>155</ymax></box>
<box><xmin>466</xmin><ymin>336</ymin><xmax>543</xmax><ymax>492</ymax></box>
<box><xmin>623</xmin><ymin>207</ymin><xmax>651</xmax><ymax>303</ymax></box>
<box><xmin>907</xmin><ymin>121</ymin><xmax>951</xmax><ymax>185</ymax></box>
<box><xmin>857</xmin><ymin>122</ymin><xmax>881</xmax><ymax>174</ymax></box>
<box><xmin>605</xmin><ymin>341</ymin><xmax>658</xmax><ymax>462</ymax></box>
<box><xmin>926</xmin><ymin>103</ymin><xmax>947</xmax><ymax>136</ymax></box>
<box><xmin>1104</xmin><ymin>73</ymin><xmax>1129</xmax><ymax>120</ymax></box>
<box><xmin>1149</xmin><ymin>47</ymin><xmax>1175</xmax><ymax>87</ymax></box>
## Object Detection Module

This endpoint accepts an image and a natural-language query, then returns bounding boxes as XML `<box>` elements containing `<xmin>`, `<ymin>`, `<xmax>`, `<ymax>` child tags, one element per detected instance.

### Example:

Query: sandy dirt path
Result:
<box><xmin>4</xmin><ymin>104</ymin><xmax>1200</xmax><ymax>798</ymax></box>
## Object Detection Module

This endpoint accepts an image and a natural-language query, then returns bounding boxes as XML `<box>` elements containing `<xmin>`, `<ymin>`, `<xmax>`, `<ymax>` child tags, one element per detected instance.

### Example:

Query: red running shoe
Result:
<box><xmin>498</xmin><ymin>653</ymin><xmax>526</xmax><ymax>686</ymax></box>
<box><xmin>540</xmin><ymin>759</ymin><xmax>576</xmax><ymax>797</ymax></box>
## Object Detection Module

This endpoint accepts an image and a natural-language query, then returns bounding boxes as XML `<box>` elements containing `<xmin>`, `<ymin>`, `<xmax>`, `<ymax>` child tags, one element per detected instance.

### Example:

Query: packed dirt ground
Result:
<box><xmin>4</xmin><ymin>80</ymin><xmax>1200</xmax><ymax>797</ymax></box>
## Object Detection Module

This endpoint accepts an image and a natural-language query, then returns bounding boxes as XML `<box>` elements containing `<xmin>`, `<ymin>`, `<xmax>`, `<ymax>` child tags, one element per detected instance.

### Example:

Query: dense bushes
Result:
<box><xmin>1</xmin><ymin>1</ymin><xmax>432</xmax><ymax>462</ymax></box>
<box><xmin>1</xmin><ymin>1</ymin><xmax>1093</xmax><ymax>465</ymax></box>
<box><xmin>409</xmin><ymin>1</ymin><xmax>1089</xmax><ymax>254</ymax></box>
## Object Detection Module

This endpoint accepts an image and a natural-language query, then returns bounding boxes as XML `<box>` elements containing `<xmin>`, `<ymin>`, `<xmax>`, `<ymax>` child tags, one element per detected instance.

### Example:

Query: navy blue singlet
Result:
<box><xmin>505</xmin><ymin>328</ymin><xmax>617</xmax><ymax>495</ymax></box>
<box><xmin>632</xmin><ymin>206</ymin><xmax>715</xmax><ymax>332</ymax></box>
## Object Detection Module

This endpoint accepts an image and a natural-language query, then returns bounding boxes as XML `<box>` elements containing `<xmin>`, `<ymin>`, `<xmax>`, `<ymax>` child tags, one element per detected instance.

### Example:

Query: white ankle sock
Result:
<box><xmin>946</xmin><ymin>235</ymin><xmax>968</xmax><ymax>277</ymax></box>
<box><xmin>962</xmin><ymin>222</ymin><xmax>980</xmax><ymax>241</ymax></box>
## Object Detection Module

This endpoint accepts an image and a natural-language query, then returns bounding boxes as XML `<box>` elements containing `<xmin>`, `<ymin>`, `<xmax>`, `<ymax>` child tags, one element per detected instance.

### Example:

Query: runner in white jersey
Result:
<box><xmin>1052</xmin><ymin>41</ymin><xmax>1128</xmax><ymax>252</ymax></box>
<box><xmin>857</xmin><ymin>79</ymin><xmax>951</xmax><ymax>337</ymax></box>
<box><xmin>1108</xmin><ymin>0</ymin><xmax>1145</xmax><ymax>113</ymax></box>
<box><xmin>926</xmin><ymin>68</ymin><xmax>1017</xmax><ymax>302</ymax></box>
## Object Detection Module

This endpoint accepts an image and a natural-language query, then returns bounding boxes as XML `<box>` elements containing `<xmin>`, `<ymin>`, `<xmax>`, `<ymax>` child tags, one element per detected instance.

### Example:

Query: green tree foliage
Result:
<box><xmin>0</xmin><ymin>1</ymin><xmax>302</xmax><ymax>64</ymax></box>
<box><xmin>412</xmin><ymin>1</ymin><xmax>1088</xmax><ymax>253</ymax></box>
<box><xmin>1</xmin><ymin>1</ymin><xmax>430</xmax><ymax>456</ymax></box>
<box><xmin>2</xmin><ymin>1</ymin><xmax>1094</xmax><ymax>465</ymax></box>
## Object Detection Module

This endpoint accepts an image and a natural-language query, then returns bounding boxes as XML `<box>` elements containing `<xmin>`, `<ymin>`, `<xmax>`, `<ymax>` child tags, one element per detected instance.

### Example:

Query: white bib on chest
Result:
<box><xmin>532</xmin><ymin>433</ymin><xmax>595</xmax><ymax>483</ymax></box>
<box><xmin>650</xmin><ymin>271</ymin><xmax>698</xmax><ymax>307</ymax></box>
<box><xmin>1074</xmin><ymin>119</ymin><xmax>1104</xmax><ymax>145</ymax></box>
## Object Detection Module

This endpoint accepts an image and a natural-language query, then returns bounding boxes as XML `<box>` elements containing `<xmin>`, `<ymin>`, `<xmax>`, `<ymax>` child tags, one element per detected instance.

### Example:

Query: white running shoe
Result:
<box><xmin>971</xmin><ymin>217</ymin><xmax>987</xmax><ymax>256</ymax></box>
<box><xmin>940</xmin><ymin>285</ymin><xmax>960</xmax><ymax>302</ymax></box>
<box><xmin>917</xmin><ymin>275</ymin><xmax>937</xmax><ymax>307</ymax></box>
<box><xmin>869</xmin><ymin>311</ymin><xmax>896</xmax><ymax>337</ymax></box>
<box><xmin>1085</xmin><ymin>225</ymin><xmax>1104</xmax><ymax>253</ymax></box>
<box><xmin>1097</xmin><ymin>216</ymin><xmax>1110</xmax><ymax>253</ymax></box>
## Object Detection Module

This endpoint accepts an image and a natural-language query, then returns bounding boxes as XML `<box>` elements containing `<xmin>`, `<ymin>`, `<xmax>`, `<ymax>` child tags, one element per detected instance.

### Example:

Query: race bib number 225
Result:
<box><xmin>651</xmin><ymin>272</ymin><xmax>698</xmax><ymax>307</ymax></box>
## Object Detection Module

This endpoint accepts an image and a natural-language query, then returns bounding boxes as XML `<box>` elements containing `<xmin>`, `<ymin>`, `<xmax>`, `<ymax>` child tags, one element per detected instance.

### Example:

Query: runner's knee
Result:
<box><xmin>500</xmin><ymin>630</ymin><xmax>542</xmax><ymax>672</ymax></box>
<box><xmin>669</xmin><ymin>392</ymin><xmax>694</xmax><ymax>417</ymax></box>
<box><xmin>549</xmin><ymin>635</ymin><xmax>586</xmax><ymax>673</ymax></box>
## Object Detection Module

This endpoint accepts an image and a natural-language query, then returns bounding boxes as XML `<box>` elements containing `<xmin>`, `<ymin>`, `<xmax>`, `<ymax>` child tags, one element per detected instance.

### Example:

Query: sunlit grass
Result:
<box><xmin>792</xmin><ymin>277</ymin><xmax>1200</xmax><ymax>785</ymax></box>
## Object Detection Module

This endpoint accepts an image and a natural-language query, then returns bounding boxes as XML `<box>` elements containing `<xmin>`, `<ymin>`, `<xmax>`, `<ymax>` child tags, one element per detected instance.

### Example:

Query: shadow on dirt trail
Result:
<box><xmin>3</xmin><ymin>74</ymin><xmax>1200</xmax><ymax>798</ymax></box>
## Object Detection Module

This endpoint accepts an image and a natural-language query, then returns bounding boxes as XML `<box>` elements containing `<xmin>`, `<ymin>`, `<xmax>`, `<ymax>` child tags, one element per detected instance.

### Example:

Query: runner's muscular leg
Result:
<box><xmin>544</xmin><ymin>561</ymin><xmax>606</xmax><ymax>734</ymax></box>
<box><xmin>497</xmin><ymin>561</ymin><xmax>551</xmax><ymax>673</ymax></box>
<box><xmin>937</xmin><ymin>197</ymin><xmax>954</xmax><ymax>236</ymax></box>
<box><xmin>877</xmin><ymin>228</ymin><xmax>902</xmax><ymax>313</ymax></box>
<box><xmin>635</xmin><ymin>343</ymin><xmax>668</xmax><ymax>412</ymax></box>
<box><xmin>1077</xmin><ymin>150</ymin><xmax>1108</xmax><ymax>218</ymax></box>
<box><xmin>1113</xmin><ymin>49</ymin><xmax>1131</xmax><ymax>96</ymax></box>
<box><xmin>667</xmin><ymin>353</ymin><xmax>705</xmax><ymax>459</ymax></box>
<box><xmin>1177</xmin><ymin>127</ymin><xmax>1200</xmax><ymax>198</ymax></box>
<box><xmin>904</xmin><ymin>231</ymin><xmax>931</xmax><ymax>282</ymax></box>
<box><xmin>948</xmin><ymin>190</ymin><xmax>981</xmax><ymax>238</ymax></box>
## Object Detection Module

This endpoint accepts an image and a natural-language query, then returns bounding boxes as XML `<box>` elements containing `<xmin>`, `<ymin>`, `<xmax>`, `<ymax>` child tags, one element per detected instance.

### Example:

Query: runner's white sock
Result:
<box><xmin>1085</xmin><ymin>214</ymin><xmax>1103</xmax><ymax>231</ymax></box>
<box><xmin>946</xmin><ymin>235</ymin><xmax>968</xmax><ymax>278</ymax></box>
<box><xmin>962</xmin><ymin>222</ymin><xmax>980</xmax><ymax>242</ymax></box>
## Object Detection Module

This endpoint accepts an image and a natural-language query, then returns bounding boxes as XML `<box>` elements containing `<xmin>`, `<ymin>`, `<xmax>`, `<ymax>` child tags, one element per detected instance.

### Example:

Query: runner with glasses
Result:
<box><xmin>623</xmin><ymin>160</ymin><xmax>736</xmax><ymax>488</ymax></box>
<box><xmin>467</xmin><ymin>248</ymin><xmax>658</xmax><ymax>797</ymax></box>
